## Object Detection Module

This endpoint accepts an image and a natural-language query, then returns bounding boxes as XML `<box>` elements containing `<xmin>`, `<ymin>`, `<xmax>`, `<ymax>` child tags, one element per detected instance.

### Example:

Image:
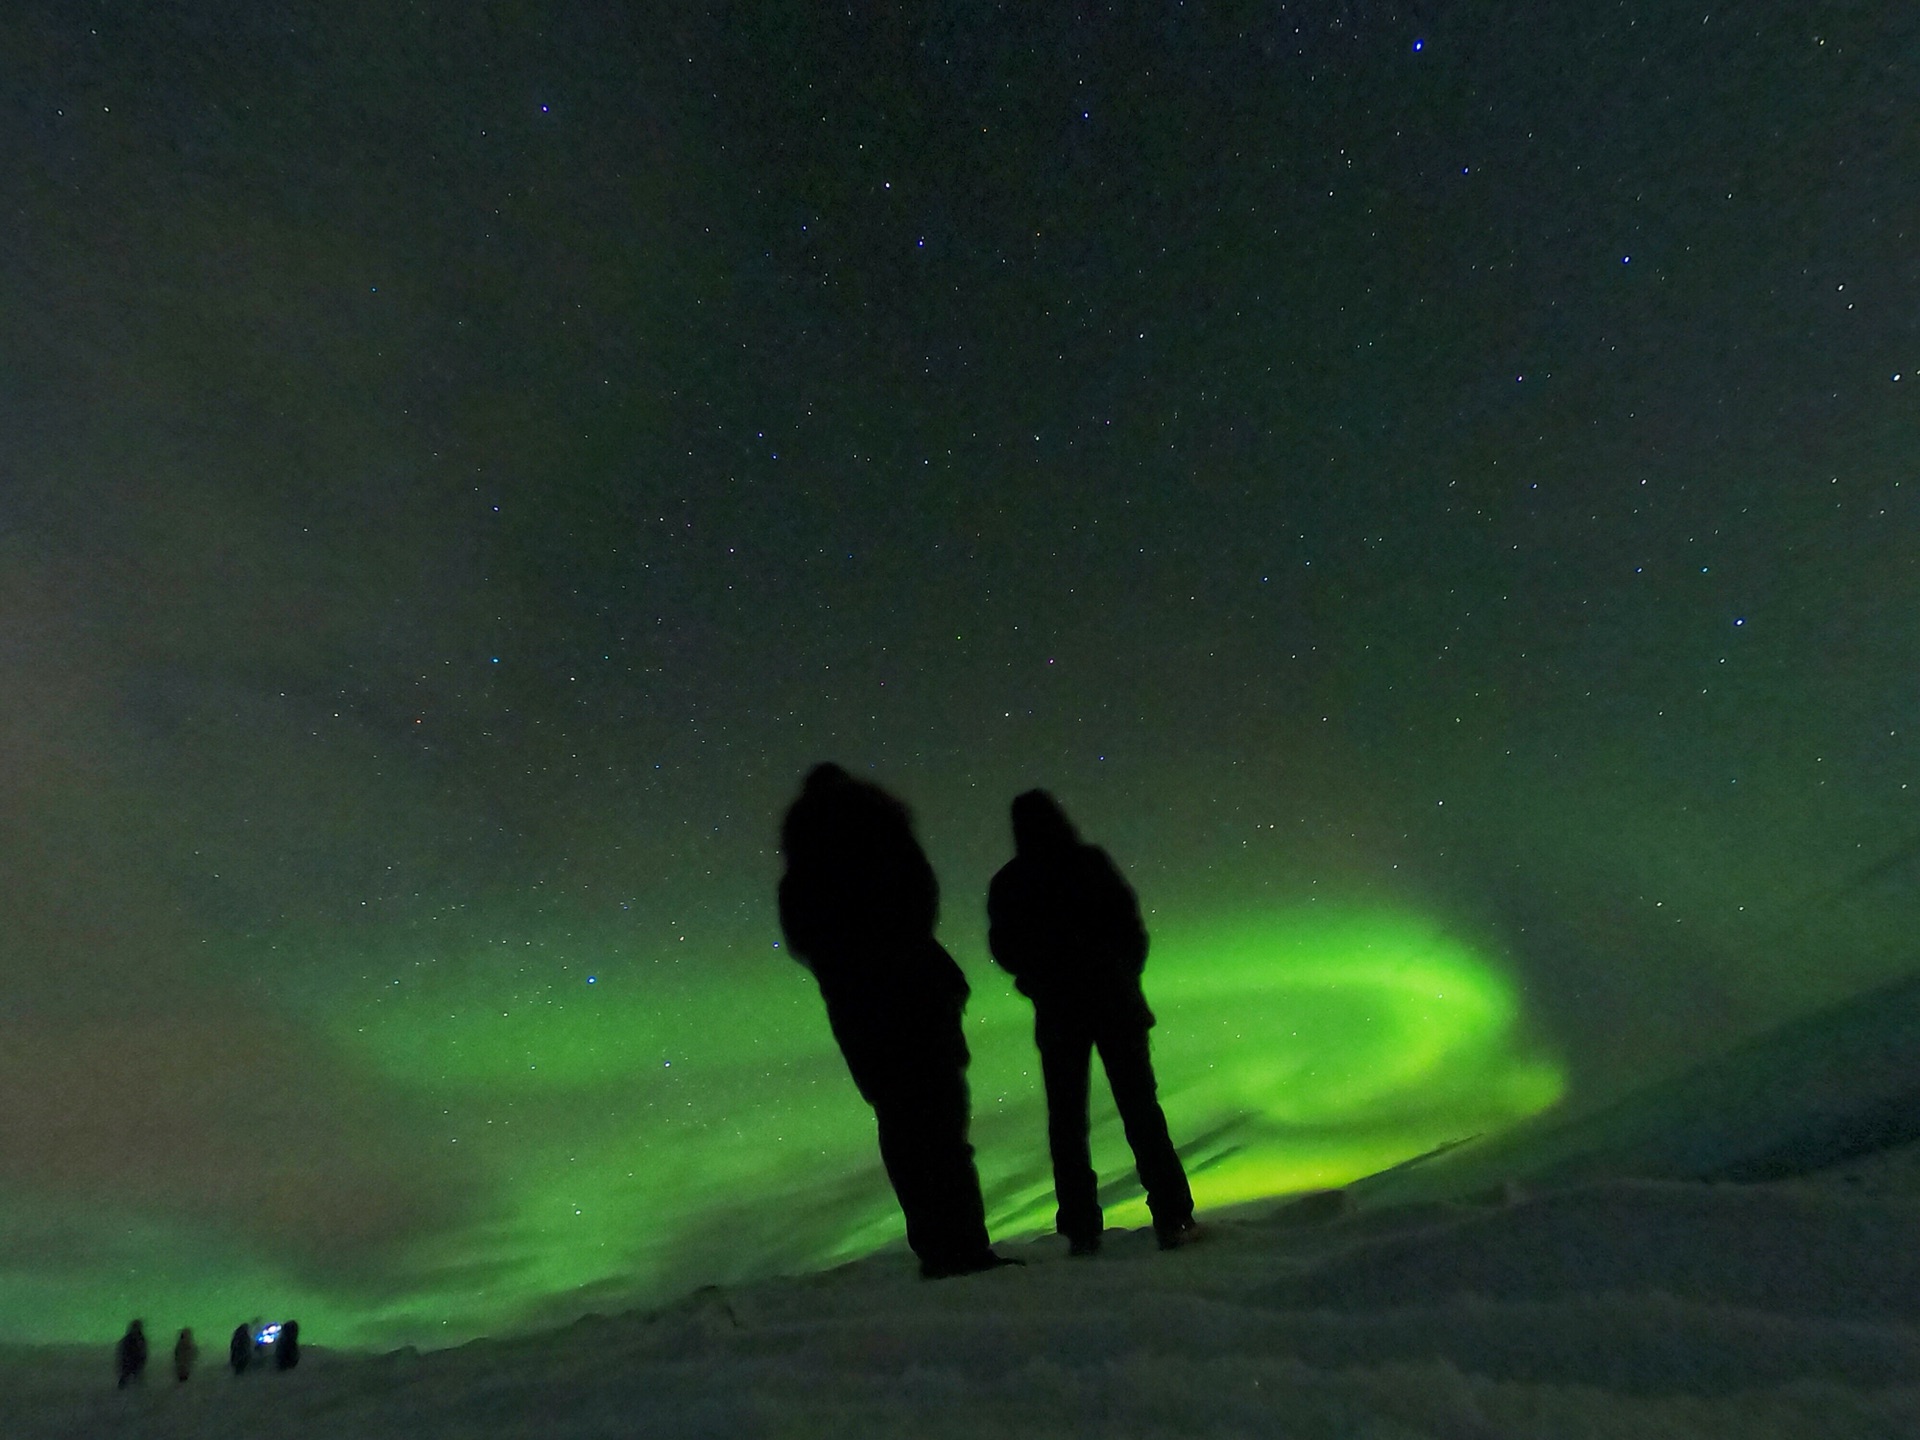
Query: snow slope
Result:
<box><xmin>10</xmin><ymin>975</ymin><xmax>1920</xmax><ymax>1439</ymax></box>
<box><xmin>1349</xmin><ymin>969</ymin><xmax>1920</xmax><ymax>1206</ymax></box>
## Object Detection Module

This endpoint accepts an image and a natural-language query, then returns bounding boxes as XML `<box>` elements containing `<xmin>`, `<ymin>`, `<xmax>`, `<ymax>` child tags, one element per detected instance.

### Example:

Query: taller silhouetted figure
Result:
<box><xmin>988</xmin><ymin>790</ymin><xmax>1196</xmax><ymax>1255</ymax></box>
<box><xmin>778</xmin><ymin>763</ymin><xmax>1004</xmax><ymax>1278</ymax></box>
<box><xmin>115</xmin><ymin>1319</ymin><xmax>147</xmax><ymax>1388</ymax></box>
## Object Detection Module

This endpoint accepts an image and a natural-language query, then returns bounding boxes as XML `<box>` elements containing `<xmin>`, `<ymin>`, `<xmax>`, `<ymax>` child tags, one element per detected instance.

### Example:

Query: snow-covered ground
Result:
<box><xmin>12</xmin><ymin>976</ymin><xmax>1920</xmax><ymax>1439</ymax></box>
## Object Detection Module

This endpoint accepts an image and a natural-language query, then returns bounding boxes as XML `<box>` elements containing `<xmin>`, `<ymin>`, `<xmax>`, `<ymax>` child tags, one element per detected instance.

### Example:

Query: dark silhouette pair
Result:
<box><xmin>777</xmin><ymin>765</ymin><xmax>1195</xmax><ymax>1274</ymax></box>
<box><xmin>242</xmin><ymin>1319</ymin><xmax>299</xmax><ymax>1372</ymax></box>
<box><xmin>114</xmin><ymin>1320</ymin><xmax>201</xmax><ymax>1387</ymax></box>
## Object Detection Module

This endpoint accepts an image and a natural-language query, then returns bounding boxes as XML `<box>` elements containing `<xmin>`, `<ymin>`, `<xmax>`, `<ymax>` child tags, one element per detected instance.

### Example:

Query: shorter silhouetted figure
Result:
<box><xmin>274</xmin><ymin>1319</ymin><xmax>300</xmax><ymax>1371</ymax></box>
<box><xmin>115</xmin><ymin>1319</ymin><xmax>147</xmax><ymax>1388</ymax></box>
<box><xmin>229</xmin><ymin>1324</ymin><xmax>252</xmax><ymax>1375</ymax></box>
<box><xmin>988</xmin><ymin>790</ymin><xmax>1197</xmax><ymax>1255</ymax></box>
<box><xmin>172</xmin><ymin>1327</ymin><xmax>196</xmax><ymax>1382</ymax></box>
<box><xmin>778</xmin><ymin>762</ymin><xmax>1006</xmax><ymax>1279</ymax></box>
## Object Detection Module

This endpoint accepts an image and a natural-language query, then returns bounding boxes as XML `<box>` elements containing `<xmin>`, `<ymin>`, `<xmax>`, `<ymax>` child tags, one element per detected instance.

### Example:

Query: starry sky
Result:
<box><xmin>2</xmin><ymin>0</ymin><xmax>1916</xmax><ymax>1348</ymax></box>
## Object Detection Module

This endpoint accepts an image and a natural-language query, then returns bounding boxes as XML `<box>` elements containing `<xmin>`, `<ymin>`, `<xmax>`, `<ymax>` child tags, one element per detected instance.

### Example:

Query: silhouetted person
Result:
<box><xmin>115</xmin><ymin>1319</ymin><xmax>146</xmax><ymax>1388</ymax></box>
<box><xmin>778</xmin><ymin>763</ymin><xmax>1005</xmax><ymax>1278</ymax></box>
<box><xmin>274</xmin><ymin>1319</ymin><xmax>300</xmax><ymax>1371</ymax></box>
<box><xmin>172</xmin><ymin>1327</ymin><xmax>196</xmax><ymax>1382</ymax></box>
<box><xmin>988</xmin><ymin>790</ymin><xmax>1197</xmax><ymax>1255</ymax></box>
<box><xmin>229</xmin><ymin>1324</ymin><xmax>252</xmax><ymax>1375</ymax></box>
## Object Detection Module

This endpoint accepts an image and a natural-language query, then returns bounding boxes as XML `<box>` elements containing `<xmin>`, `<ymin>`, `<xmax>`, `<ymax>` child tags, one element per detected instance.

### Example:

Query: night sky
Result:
<box><xmin>3</xmin><ymin>1</ymin><xmax>1916</xmax><ymax>1347</ymax></box>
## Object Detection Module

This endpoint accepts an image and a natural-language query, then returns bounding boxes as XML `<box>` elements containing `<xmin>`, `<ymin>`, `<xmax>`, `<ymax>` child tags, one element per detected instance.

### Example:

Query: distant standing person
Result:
<box><xmin>172</xmin><ymin>1327</ymin><xmax>196</xmax><ymax>1382</ymax></box>
<box><xmin>987</xmin><ymin>790</ymin><xmax>1197</xmax><ymax>1255</ymax></box>
<box><xmin>229</xmin><ymin>1323</ymin><xmax>252</xmax><ymax>1375</ymax></box>
<box><xmin>115</xmin><ymin>1319</ymin><xmax>147</xmax><ymax>1388</ymax></box>
<box><xmin>778</xmin><ymin>763</ymin><xmax>1006</xmax><ymax>1278</ymax></box>
<box><xmin>274</xmin><ymin>1319</ymin><xmax>300</xmax><ymax>1371</ymax></box>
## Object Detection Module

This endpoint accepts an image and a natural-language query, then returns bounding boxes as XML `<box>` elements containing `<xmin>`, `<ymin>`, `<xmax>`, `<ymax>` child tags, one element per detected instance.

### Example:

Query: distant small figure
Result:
<box><xmin>115</xmin><ymin>1319</ymin><xmax>147</xmax><ymax>1389</ymax></box>
<box><xmin>229</xmin><ymin>1323</ymin><xmax>252</xmax><ymax>1375</ymax></box>
<box><xmin>172</xmin><ymin>1327</ymin><xmax>196</xmax><ymax>1382</ymax></box>
<box><xmin>274</xmin><ymin>1319</ymin><xmax>300</xmax><ymax>1371</ymax></box>
<box><xmin>988</xmin><ymin>790</ymin><xmax>1197</xmax><ymax>1255</ymax></box>
<box><xmin>778</xmin><ymin>763</ymin><xmax>1006</xmax><ymax>1279</ymax></box>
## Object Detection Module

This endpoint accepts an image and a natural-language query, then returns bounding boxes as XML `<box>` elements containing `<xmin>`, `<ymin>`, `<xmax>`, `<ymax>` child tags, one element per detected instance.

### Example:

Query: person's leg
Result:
<box><xmin>872</xmin><ymin>1100</ymin><xmax>940</xmax><ymax>1262</ymax></box>
<box><xmin>824</xmin><ymin>966</ymin><xmax>1003</xmax><ymax>1275</ymax></box>
<box><xmin>1037</xmin><ymin>1014</ymin><xmax>1101</xmax><ymax>1246</ymax></box>
<box><xmin>905</xmin><ymin>1059</ymin><xmax>996</xmax><ymax>1275</ymax></box>
<box><xmin>864</xmin><ymin>1020</ymin><xmax>993</xmax><ymax>1275</ymax></box>
<box><xmin>1097</xmin><ymin>1024</ymin><xmax>1194</xmax><ymax>1238</ymax></box>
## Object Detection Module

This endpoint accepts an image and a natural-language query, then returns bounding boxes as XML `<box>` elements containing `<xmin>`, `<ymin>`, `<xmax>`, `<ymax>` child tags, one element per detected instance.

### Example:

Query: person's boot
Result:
<box><xmin>1155</xmin><ymin>1217</ymin><xmax>1205</xmax><ymax>1251</ymax></box>
<box><xmin>921</xmin><ymin>1248</ymin><xmax>1023</xmax><ymax>1279</ymax></box>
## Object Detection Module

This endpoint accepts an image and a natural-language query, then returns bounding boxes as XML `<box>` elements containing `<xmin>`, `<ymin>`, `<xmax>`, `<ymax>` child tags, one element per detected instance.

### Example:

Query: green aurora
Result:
<box><xmin>5</xmin><ymin>905</ymin><xmax>1557</xmax><ymax>1347</ymax></box>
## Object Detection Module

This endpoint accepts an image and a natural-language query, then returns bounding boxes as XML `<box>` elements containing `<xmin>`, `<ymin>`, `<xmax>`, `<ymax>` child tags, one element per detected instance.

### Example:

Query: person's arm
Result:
<box><xmin>905</xmin><ymin>844</ymin><xmax>941</xmax><ymax>935</ymax></box>
<box><xmin>776</xmin><ymin>871</ymin><xmax>824</xmax><ymax>970</ymax></box>
<box><xmin>986</xmin><ymin>867</ymin><xmax>1037</xmax><ymax>982</ymax></box>
<box><xmin>1093</xmin><ymin>849</ymin><xmax>1149</xmax><ymax>975</ymax></box>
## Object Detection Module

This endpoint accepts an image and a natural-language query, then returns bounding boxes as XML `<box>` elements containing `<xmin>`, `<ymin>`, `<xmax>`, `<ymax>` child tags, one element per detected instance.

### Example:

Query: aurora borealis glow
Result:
<box><xmin>10</xmin><ymin>903</ymin><xmax>1561</xmax><ymax>1346</ymax></box>
<box><xmin>3</xmin><ymin>1</ymin><xmax>1916</xmax><ymax>1348</ymax></box>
